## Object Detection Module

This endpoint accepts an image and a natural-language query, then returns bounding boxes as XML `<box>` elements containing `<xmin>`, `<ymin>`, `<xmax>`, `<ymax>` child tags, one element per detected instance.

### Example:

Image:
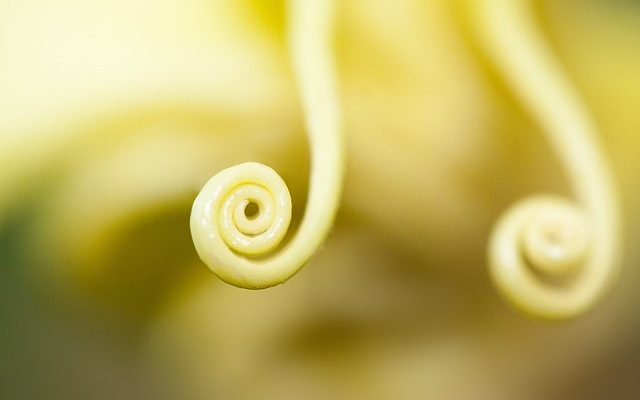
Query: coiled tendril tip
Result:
<box><xmin>190</xmin><ymin>0</ymin><xmax>342</xmax><ymax>289</ymax></box>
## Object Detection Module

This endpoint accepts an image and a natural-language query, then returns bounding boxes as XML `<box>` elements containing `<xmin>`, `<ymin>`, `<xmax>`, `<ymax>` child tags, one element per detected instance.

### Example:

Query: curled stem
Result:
<box><xmin>474</xmin><ymin>0</ymin><xmax>622</xmax><ymax>319</ymax></box>
<box><xmin>190</xmin><ymin>0</ymin><xmax>343</xmax><ymax>289</ymax></box>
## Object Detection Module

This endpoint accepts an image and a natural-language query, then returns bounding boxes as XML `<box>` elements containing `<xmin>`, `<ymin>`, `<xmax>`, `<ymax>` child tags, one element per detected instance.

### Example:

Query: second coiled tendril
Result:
<box><xmin>475</xmin><ymin>0</ymin><xmax>622</xmax><ymax>319</ymax></box>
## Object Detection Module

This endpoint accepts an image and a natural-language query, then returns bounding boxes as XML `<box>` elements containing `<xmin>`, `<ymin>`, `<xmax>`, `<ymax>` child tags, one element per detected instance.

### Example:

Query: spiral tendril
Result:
<box><xmin>474</xmin><ymin>0</ymin><xmax>622</xmax><ymax>319</ymax></box>
<box><xmin>190</xmin><ymin>0</ymin><xmax>343</xmax><ymax>289</ymax></box>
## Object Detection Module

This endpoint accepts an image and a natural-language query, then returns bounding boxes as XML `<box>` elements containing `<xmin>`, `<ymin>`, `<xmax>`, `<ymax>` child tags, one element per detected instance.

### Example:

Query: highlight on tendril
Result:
<box><xmin>190</xmin><ymin>0</ymin><xmax>343</xmax><ymax>289</ymax></box>
<box><xmin>473</xmin><ymin>0</ymin><xmax>622</xmax><ymax>319</ymax></box>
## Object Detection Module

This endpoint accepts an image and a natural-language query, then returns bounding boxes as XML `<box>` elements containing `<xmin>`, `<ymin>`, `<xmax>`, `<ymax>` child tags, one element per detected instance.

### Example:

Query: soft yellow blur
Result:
<box><xmin>1</xmin><ymin>0</ymin><xmax>639</xmax><ymax>399</ymax></box>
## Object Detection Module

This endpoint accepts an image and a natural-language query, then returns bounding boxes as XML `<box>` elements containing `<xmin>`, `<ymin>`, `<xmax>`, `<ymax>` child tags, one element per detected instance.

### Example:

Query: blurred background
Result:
<box><xmin>1</xmin><ymin>0</ymin><xmax>639</xmax><ymax>399</ymax></box>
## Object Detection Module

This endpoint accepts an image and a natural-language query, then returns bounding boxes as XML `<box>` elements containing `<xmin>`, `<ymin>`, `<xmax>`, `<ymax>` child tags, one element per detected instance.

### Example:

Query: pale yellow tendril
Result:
<box><xmin>474</xmin><ymin>0</ymin><xmax>622</xmax><ymax>319</ymax></box>
<box><xmin>190</xmin><ymin>0</ymin><xmax>343</xmax><ymax>289</ymax></box>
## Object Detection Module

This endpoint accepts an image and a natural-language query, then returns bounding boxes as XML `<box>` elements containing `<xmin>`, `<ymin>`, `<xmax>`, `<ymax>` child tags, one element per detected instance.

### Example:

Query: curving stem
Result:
<box><xmin>190</xmin><ymin>0</ymin><xmax>343</xmax><ymax>289</ymax></box>
<box><xmin>473</xmin><ymin>0</ymin><xmax>622</xmax><ymax>319</ymax></box>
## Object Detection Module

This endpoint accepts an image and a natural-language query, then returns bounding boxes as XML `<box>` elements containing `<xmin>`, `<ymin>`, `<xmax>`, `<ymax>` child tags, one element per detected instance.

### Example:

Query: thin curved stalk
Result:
<box><xmin>473</xmin><ymin>0</ymin><xmax>622</xmax><ymax>319</ymax></box>
<box><xmin>190</xmin><ymin>0</ymin><xmax>343</xmax><ymax>289</ymax></box>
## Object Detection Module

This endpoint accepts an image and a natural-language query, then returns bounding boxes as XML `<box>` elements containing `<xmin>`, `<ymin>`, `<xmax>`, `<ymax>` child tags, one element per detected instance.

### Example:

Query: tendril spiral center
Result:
<box><xmin>520</xmin><ymin>202</ymin><xmax>591</xmax><ymax>278</ymax></box>
<box><xmin>191</xmin><ymin>162</ymin><xmax>292</xmax><ymax>268</ymax></box>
